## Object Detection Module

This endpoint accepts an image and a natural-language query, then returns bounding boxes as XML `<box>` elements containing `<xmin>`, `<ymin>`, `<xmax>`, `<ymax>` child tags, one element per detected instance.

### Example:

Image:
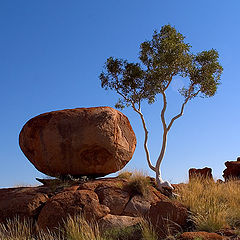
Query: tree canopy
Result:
<box><xmin>100</xmin><ymin>25</ymin><xmax>222</xmax><ymax>109</ymax></box>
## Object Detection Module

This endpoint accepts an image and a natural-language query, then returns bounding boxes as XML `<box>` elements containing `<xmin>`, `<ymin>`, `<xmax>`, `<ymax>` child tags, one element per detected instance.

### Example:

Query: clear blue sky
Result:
<box><xmin>1</xmin><ymin>1</ymin><xmax>239</xmax><ymax>187</ymax></box>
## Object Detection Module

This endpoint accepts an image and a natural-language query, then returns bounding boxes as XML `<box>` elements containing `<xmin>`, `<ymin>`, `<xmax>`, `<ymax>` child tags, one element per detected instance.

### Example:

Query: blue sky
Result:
<box><xmin>0</xmin><ymin>1</ymin><xmax>239</xmax><ymax>187</ymax></box>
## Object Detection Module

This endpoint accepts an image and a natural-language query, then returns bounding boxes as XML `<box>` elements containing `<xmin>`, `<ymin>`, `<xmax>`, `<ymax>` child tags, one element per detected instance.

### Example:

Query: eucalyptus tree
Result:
<box><xmin>99</xmin><ymin>25</ymin><xmax>223</xmax><ymax>193</ymax></box>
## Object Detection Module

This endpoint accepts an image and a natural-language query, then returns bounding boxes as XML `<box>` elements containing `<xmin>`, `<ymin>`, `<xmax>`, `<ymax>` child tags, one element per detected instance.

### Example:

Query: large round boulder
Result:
<box><xmin>19</xmin><ymin>107</ymin><xmax>136</xmax><ymax>177</ymax></box>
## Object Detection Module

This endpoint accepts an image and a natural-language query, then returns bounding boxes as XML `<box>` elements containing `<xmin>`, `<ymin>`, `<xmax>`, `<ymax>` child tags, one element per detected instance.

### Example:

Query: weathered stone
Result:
<box><xmin>37</xmin><ymin>189</ymin><xmax>109</xmax><ymax>230</ymax></box>
<box><xmin>0</xmin><ymin>186</ymin><xmax>49</xmax><ymax>223</ymax></box>
<box><xmin>178</xmin><ymin>231</ymin><xmax>223</xmax><ymax>240</ymax></box>
<box><xmin>95</xmin><ymin>185</ymin><xmax>130</xmax><ymax>215</ymax></box>
<box><xmin>223</xmin><ymin>158</ymin><xmax>240</xmax><ymax>181</ymax></box>
<box><xmin>78</xmin><ymin>177</ymin><xmax>127</xmax><ymax>192</ymax></box>
<box><xmin>123</xmin><ymin>195</ymin><xmax>151</xmax><ymax>217</ymax></box>
<box><xmin>19</xmin><ymin>107</ymin><xmax>136</xmax><ymax>178</ymax></box>
<box><xmin>149</xmin><ymin>200</ymin><xmax>189</xmax><ymax>238</ymax></box>
<box><xmin>189</xmin><ymin>167</ymin><xmax>213</xmax><ymax>181</ymax></box>
<box><xmin>98</xmin><ymin>214</ymin><xmax>141</xmax><ymax>231</ymax></box>
<box><xmin>123</xmin><ymin>186</ymin><xmax>167</xmax><ymax>217</ymax></box>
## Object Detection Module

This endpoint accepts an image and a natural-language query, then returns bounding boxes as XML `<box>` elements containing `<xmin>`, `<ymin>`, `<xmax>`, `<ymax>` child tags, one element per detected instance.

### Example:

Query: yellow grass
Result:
<box><xmin>123</xmin><ymin>170</ymin><xmax>151</xmax><ymax>197</ymax></box>
<box><xmin>0</xmin><ymin>214</ymin><xmax>161</xmax><ymax>240</ymax></box>
<box><xmin>117</xmin><ymin>170</ymin><xmax>133</xmax><ymax>179</ymax></box>
<box><xmin>64</xmin><ymin>215</ymin><xmax>105</xmax><ymax>240</ymax></box>
<box><xmin>177</xmin><ymin>177</ymin><xmax>240</xmax><ymax>232</ymax></box>
<box><xmin>0</xmin><ymin>217</ymin><xmax>33</xmax><ymax>240</ymax></box>
<box><xmin>139</xmin><ymin>218</ymin><xmax>158</xmax><ymax>240</ymax></box>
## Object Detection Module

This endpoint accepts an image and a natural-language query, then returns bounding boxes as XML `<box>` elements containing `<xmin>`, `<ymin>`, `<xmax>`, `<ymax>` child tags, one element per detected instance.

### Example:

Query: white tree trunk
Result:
<box><xmin>155</xmin><ymin>130</ymin><xmax>174</xmax><ymax>192</ymax></box>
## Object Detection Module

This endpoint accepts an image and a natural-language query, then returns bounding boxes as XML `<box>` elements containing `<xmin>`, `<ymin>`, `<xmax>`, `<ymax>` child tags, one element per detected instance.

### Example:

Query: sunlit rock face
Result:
<box><xmin>223</xmin><ymin>157</ymin><xmax>240</xmax><ymax>181</ymax></box>
<box><xmin>189</xmin><ymin>167</ymin><xmax>213</xmax><ymax>181</ymax></box>
<box><xmin>19</xmin><ymin>107</ymin><xmax>136</xmax><ymax>178</ymax></box>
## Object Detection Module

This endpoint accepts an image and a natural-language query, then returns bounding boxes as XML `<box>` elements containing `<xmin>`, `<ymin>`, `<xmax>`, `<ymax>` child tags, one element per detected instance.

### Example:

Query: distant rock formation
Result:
<box><xmin>189</xmin><ymin>167</ymin><xmax>213</xmax><ymax>181</ymax></box>
<box><xmin>223</xmin><ymin>157</ymin><xmax>240</xmax><ymax>181</ymax></box>
<box><xmin>19</xmin><ymin>107</ymin><xmax>136</xmax><ymax>178</ymax></box>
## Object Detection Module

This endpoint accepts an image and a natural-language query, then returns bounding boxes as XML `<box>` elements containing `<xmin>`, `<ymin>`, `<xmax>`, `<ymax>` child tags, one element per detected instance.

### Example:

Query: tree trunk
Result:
<box><xmin>155</xmin><ymin>130</ymin><xmax>174</xmax><ymax>192</ymax></box>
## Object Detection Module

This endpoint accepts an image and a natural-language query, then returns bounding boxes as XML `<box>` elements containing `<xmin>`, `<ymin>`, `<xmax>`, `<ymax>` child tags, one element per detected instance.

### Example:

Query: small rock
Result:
<box><xmin>98</xmin><ymin>214</ymin><xmax>141</xmax><ymax>231</ymax></box>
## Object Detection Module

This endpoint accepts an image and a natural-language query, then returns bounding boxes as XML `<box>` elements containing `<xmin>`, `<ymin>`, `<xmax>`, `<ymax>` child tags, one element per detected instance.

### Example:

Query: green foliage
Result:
<box><xmin>99</xmin><ymin>24</ymin><xmax>223</xmax><ymax>109</ymax></box>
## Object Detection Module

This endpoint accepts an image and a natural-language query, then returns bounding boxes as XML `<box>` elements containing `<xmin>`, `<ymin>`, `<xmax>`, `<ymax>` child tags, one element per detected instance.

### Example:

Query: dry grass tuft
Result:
<box><xmin>64</xmin><ymin>214</ymin><xmax>105</xmax><ymax>240</ymax></box>
<box><xmin>139</xmin><ymin>218</ymin><xmax>158</xmax><ymax>240</ymax></box>
<box><xmin>0</xmin><ymin>214</ymin><xmax>162</xmax><ymax>240</ymax></box>
<box><xmin>177</xmin><ymin>177</ymin><xmax>240</xmax><ymax>232</ymax></box>
<box><xmin>117</xmin><ymin>170</ymin><xmax>133</xmax><ymax>179</ymax></box>
<box><xmin>123</xmin><ymin>170</ymin><xmax>151</xmax><ymax>197</ymax></box>
<box><xmin>0</xmin><ymin>217</ymin><xmax>33</xmax><ymax>240</ymax></box>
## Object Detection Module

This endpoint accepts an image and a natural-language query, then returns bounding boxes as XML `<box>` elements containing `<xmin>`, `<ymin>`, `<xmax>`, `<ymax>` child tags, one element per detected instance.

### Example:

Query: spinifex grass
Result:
<box><xmin>0</xmin><ymin>217</ymin><xmax>34</xmax><ymax>240</ymax></box>
<box><xmin>139</xmin><ymin>218</ymin><xmax>158</xmax><ymax>240</ymax></box>
<box><xmin>123</xmin><ymin>170</ymin><xmax>151</xmax><ymax>197</ymax></box>
<box><xmin>64</xmin><ymin>215</ymin><xmax>105</xmax><ymax>240</ymax></box>
<box><xmin>177</xmin><ymin>177</ymin><xmax>240</xmax><ymax>232</ymax></box>
<box><xmin>0</xmin><ymin>214</ymin><xmax>161</xmax><ymax>240</ymax></box>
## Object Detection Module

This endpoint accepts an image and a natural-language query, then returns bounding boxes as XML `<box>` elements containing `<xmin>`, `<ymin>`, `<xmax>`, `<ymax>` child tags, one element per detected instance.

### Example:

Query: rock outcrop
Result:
<box><xmin>0</xmin><ymin>186</ymin><xmax>49</xmax><ymax>223</ymax></box>
<box><xmin>19</xmin><ymin>107</ymin><xmax>136</xmax><ymax>178</ymax></box>
<box><xmin>37</xmin><ymin>189</ymin><xmax>110</xmax><ymax>230</ymax></box>
<box><xmin>0</xmin><ymin>176</ymin><xmax>189</xmax><ymax>238</ymax></box>
<box><xmin>189</xmin><ymin>167</ymin><xmax>213</xmax><ymax>181</ymax></box>
<box><xmin>149</xmin><ymin>200</ymin><xmax>189</xmax><ymax>238</ymax></box>
<box><xmin>223</xmin><ymin>157</ymin><xmax>240</xmax><ymax>181</ymax></box>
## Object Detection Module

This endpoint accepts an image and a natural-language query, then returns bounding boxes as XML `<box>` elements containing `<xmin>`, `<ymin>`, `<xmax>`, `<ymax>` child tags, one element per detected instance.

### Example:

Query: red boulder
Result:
<box><xmin>19</xmin><ymin>107</ymin><xmax>136</xmax><ymax>178</ymax></box>
<box><xmin>37</xmin><ymin>189</ymin><xmax>110</xmax><ymax>230</ymax></box>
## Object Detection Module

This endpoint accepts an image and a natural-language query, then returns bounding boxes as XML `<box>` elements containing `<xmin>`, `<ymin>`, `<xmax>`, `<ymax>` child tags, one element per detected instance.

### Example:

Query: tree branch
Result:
<box><xmin>115</xmin><ymin>83</ymin><xmax>155</xmax><ymax>172</ymax></box>
<box><xmin>163</xmin><ymin>76</ymin><xmax>173</xmax><ymax>91</ymax></box>
<box><xmin>116</xmin><ymin>89</ymin><xmax>132</xmax><ymax>104</ymax></box>
<box><xmin>167</xmin><ymin>89</ymin><xmax>200</xmax><ymax>131</ymax></box>
<box><xmin>167</xmin><ymin>98</ymin><xmax>189</xmax><ymax>132</ymax></box>
<box><xmin>160</xmin><ymin>91</ymin><xmax>167</xmax><ymax>130</ymax></box>
<box><xmin>132</xmin><ymin>103</ymin><xmax>156</xmax><ymax>171</ymax></box>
